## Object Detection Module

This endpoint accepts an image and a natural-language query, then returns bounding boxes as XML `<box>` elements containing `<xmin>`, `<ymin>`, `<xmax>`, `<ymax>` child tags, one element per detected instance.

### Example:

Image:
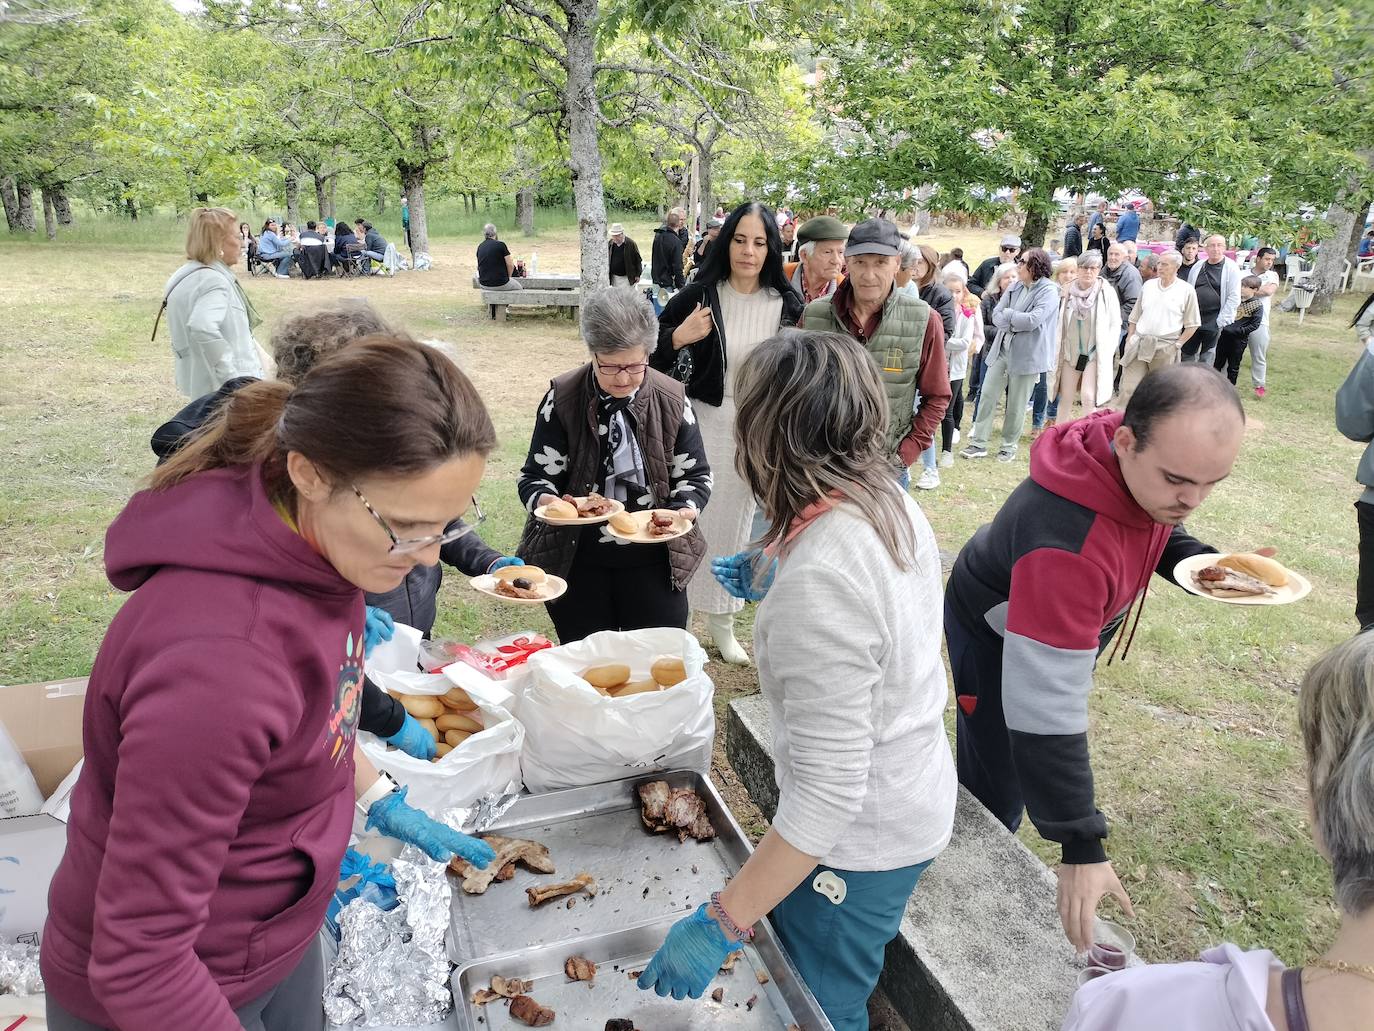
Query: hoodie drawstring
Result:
<box><xmin>1108</xmin><ymin>524</ymin><xmax>1162</xmax><ymax>666</ymax></box>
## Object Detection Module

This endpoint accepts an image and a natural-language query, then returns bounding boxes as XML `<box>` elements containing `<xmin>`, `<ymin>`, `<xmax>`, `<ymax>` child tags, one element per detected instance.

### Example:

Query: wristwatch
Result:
<box><xmin>355</xmin><ymin>771</ymin><xmax>400</xmax><ymax>816</ymax></box>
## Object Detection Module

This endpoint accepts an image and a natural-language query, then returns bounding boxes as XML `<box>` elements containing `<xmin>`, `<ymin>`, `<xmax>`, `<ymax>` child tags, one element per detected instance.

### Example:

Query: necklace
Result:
<box><xmin>1308</xmin><ymin>958</ymin><xmax>1374</xmax><ymax>984</ymax></box>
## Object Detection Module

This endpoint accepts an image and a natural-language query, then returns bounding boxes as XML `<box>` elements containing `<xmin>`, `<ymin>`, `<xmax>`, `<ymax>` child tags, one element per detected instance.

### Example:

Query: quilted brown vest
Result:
<box><xmin>516</xmin><ymin>364</ymin><xmax>708</xmax><ymax>590</ymax></box>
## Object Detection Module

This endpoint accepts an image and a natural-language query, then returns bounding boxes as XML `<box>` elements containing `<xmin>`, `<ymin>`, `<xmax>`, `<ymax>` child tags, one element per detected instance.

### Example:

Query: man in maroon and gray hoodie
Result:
<box><xmin>944</xmin><ymin>364</ymin><xmax>1246</xmax><ymax>951</ymax></box>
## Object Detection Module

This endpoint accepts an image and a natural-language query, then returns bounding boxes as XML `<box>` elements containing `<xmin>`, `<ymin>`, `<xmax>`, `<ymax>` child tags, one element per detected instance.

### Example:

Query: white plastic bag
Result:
<box><xmin>519</xmin><ymin>628</ymin><xmax>714</xmax><ymax>793</ymax></box>
<box><xmin>0</xmin><ymin>720</ymin><xmax>43</xmax><ymax>819</ymax></box>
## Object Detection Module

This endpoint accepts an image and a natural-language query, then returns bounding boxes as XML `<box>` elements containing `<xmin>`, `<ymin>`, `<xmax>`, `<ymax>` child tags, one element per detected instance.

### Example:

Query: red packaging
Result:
<box><xmin>420</xmin><ymin>634</ymin><xmax>553</xmax><ymax>678</ymax></box>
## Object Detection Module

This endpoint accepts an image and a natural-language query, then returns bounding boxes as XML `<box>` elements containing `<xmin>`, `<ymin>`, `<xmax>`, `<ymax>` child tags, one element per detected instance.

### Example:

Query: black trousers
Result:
<box><xmin>1213</xmin><ymin>332</ymin><xmax>1249</xmax><ymax>384</ymax></box>
<box><xmin>546</xmin><ymin>542</ymin><xmax>688</xmax><ymax>644</ymax></box>
<box><xmin>944</xmin><ymin>597</ymin><xmax>1024</xmax><ymax>832</ymax></box>
<box><xmin>1182</xmin><ymin>326</ymin><xmax>1220</xmax><ymax>362</ymax></box>
<box><xmin>941</xmin><ymin>378</ymin><xmax>966</xmax><ymax>453</ymax></box>
<box><xmin>1358</xmin><ymin>502</ymin><xmax>1374</xmax><ymax>631</ymax></box>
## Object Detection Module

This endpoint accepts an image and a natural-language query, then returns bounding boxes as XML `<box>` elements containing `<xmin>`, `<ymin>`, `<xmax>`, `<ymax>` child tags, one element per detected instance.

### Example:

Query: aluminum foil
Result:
<box><xmin>0</xmin><ymin>943</ymin><xmax>43</xmax><ymax>996</ymax></box>
<box><xmin>324</xmin><ymin>796</ymin><xmax>518</xmax><ymax>1027</ymax></box>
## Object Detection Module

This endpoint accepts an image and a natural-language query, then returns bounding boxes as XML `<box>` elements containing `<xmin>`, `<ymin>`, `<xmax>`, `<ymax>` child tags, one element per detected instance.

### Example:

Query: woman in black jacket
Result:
<box><xmin>905</xmin><ymin>243</ymin><xmax>956</xmax><ymax>340</ymax></box>
<box><xmin>1086</xmin><ymin>221</ymin><xmax>1110</xmax><ymax>266</ymax></box>
<box><xmin>651</xmin><ymin>201</ymin><xmax>802</xmax><ymax>664</ymax></box>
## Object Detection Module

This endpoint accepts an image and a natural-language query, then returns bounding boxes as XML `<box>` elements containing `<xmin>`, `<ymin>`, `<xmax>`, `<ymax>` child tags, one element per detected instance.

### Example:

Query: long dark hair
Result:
<box><xmin>152</xmin><ymin>337</ymin><xmax>496</xmax><ymax>507</ymax></box>
<box><xmin>693</xmin><ymin>201</ymin><xmax>794</xmax><ymax>296</ymax></box>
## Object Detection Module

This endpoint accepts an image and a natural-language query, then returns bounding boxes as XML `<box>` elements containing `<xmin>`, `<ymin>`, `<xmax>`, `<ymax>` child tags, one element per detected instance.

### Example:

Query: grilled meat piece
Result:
<box><xmin>450</xmin><ymin>835</ymin><xmax>556</xmax><ymax>894</ymax></box>
<box><xmin>510</xmin><ymin>994</ymin><xmax>555</xmax><ymax>1026</ymax></box>
<box><xmin>637</xmin><ymin>781</ymin><xmax>716</xmax><ymax>842</ymax></box>
<box><xmin>638</xmin><ymin>780</ymin><xmax>671</xmax><ymax>826</ymax></box>
<box><xmin>564</xmin><ymin>955</ymin><xmax>596</xmax><ymax>982</ymax></box>
<box><xmin>527</xmin><ymin>871</ymin><xmax>597</xmax><ymax>907</ymax></box>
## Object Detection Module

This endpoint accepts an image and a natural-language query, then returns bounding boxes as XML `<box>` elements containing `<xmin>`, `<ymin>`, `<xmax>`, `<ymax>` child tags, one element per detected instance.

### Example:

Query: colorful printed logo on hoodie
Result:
<box><xmin>324</xmin><ymin>631</ymin><xmax>365</xmax><ymax>763</ymax></box>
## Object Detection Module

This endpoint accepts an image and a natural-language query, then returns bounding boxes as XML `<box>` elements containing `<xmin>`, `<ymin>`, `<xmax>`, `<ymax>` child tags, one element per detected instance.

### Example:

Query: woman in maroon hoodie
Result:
<box><xmin>43</xmin><ymin>338</ymin><xmax>499</xmax><ymax>1031</ymax></box>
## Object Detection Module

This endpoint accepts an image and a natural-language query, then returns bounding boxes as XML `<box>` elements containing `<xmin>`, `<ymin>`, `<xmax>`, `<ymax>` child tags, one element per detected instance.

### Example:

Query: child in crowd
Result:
<box><xmin>1213</xmin><ymin>275</ymin><xmax>1264</xmax><ymax>385</ymax></box>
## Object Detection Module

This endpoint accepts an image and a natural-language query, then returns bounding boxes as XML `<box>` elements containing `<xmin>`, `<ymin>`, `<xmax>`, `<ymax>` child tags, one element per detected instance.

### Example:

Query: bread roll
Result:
<box><xmin>437</xmin><ymin>712</ymin><xmax>483</xmax><ymax>735</ymax></box>
<box><xmin>434</xmin><ymin>742</ymin><xmax>453</xmax><ymax>758</ymax></box>
<box><xmin>398</xmin><ymin>693</ymin><xmax>445</xmax><ymax>719</ymax></box>
<box><xmin>650</xmin><ymin>656</ymin><xmax>687</xmax><ymax>687</ymax></box>
<box><xmin>445</xmin><ymin>729</ymin><xmax>471</xmax><ymax>748</ymax></box>
<box><xmin>1217</xmin><ymin>553</ymin><xmax>1289</xmax><ymax>587</ymax></box>
<box><xmin>441</xmin><ymin>687</ymin><xmax>477</xmax><ymax>711</ymax></box>
<box><xmin>544</xmin><ymin>499</ymin><xmax>578</xmax><ymax>519</ymax></box>
<box><xmin>609</xmin><ymin>511</ymin><xmax>638</xmax><ymax>534</ymax></box>
<box><xmin>583</xmin><ymin>664</ymin><xmax>631</xmax><ymax>689</ymax></box>
<box><xmin>492</xmin><ymin>565</ymin><xmax>546</xmax><ymax>584</ymax></box>
<box><xmin>608</xmin><ymin>679</ymin><xmax>663</xmax><ymax>697</ymax></box>
<box><xmin>419</xmin><ymin>717</ymin><xmax>439</xmax><ymax>742</ymax></box>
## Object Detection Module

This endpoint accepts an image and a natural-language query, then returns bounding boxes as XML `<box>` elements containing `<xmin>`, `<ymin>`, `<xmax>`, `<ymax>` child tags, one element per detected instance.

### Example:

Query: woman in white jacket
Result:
<box><xmin>1050</xmin><ymin>251</ymin><xmax>1120</xmax><ymax>423</ymax></box>
<box><xmin>163</xmin><ymin>207</ymin><xmax>265</xmax><ymax>399</ymax></box>
<box><xmin>637</xmin><ymin>329</ymin><xmax>956</xmax><ymax>1031</ymax></box>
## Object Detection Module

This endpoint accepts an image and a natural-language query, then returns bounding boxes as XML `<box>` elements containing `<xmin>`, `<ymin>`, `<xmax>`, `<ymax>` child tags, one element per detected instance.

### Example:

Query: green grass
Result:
<box><xmin>0</xmin><ymin>217</ymin><xmax>1364</xmax><ymax>968</ymax></box>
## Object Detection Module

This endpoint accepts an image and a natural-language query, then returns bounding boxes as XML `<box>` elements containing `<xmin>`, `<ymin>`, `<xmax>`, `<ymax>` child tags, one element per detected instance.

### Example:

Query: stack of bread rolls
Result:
<box><xmin>581</xmin><ymin>657</ymin><xmax>687</xmax><ymax>697</ymax></box>
<box><xmin>394</xmin><ymin>686</ymin><xmax>483</xmax><ymax>761</ymax></box>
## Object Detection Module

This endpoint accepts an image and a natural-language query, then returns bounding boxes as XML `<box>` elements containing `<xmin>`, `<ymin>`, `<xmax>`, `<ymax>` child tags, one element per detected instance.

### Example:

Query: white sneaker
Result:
<box><xmin>915</xmin><ymin>468</ymin><xmax>940</xmax><ymax>490</ymax></box>
<box><xmin>274</xmin><ymin>273</ymin><xmax>290</xmax><ymax>279</ymax></box>
<box><xmin>952</xmin><ymin>429</ymin><xmax>961</xmax><ymax>445</ymax></box>
<box><xmin>938</xmin><ymin>450</ymin><xmax>954</xmax><ymax>469</ymax></box>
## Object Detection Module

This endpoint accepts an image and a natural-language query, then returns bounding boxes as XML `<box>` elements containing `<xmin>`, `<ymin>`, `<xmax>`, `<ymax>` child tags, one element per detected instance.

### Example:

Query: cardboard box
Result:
<box><xmin>0</xmin><ymin>812</ymin><xmax>68</xmax><ymax>945</ymax></box>
<box><xmin>0</xmin><ymin>678</ymin><xmax>87</xmax><ymax>797</ymax></box>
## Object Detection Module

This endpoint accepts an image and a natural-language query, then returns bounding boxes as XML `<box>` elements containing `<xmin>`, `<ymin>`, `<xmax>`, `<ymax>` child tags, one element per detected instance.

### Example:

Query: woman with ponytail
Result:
<box><xmin>42</xmin><ymin>338</ymin><xmax>500</xmax><ymax>1031</ymax></box>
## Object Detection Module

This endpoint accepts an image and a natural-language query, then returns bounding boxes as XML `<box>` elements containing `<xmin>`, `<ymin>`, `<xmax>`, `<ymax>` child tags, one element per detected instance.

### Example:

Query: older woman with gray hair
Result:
<box><xmin>517</xmin><ymin>286</ymin><xmax>712</xmax><ymax>642</ymax></box>
<box><xmin>1049</xmin><ymin>251</ymin><xmax>1121</xmax><ymax>425</ymax></box>
<box><xmin>1063</xmin><ymin>630</ymin><xmax>1374</xmax><ymax>1029</ymax></box>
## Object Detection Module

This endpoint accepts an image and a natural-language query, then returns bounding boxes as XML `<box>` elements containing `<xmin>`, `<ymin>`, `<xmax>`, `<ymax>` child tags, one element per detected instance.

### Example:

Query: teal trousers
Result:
<box><xmin>770</xmin><ymin>860</ymin><xmax>932</xmax><ymax>1031</ymax></box>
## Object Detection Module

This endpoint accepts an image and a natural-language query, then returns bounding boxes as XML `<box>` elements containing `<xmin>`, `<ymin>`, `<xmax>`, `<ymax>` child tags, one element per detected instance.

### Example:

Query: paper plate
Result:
<box><xmin>1173</xmin><ymin>553</ymin><xmax>1312</xmax><ymax>606</ymax></box>
<box><xmin>468</xmin><ymin>573</ymin><xmax>568</xmax><ymax>606</ymax></box>
<box><xmin>605</xmin><ymin>510</ymin><xmax>696</xmax><ymax>544</ymax></box>
<box><xmin>533</xmin><ymin>497</ymin><xmax>625</xmax><ymax>526</ymax></box>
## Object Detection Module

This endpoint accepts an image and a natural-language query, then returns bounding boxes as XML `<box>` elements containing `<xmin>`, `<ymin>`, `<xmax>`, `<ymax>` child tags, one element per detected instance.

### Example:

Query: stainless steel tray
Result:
<box><xmin>447</xmin><ymin>771</ymin><xmax>752</xmax><ymax>964</ymax></box>
<box><xmin>451</xmin><ymin>913</ymin><xmax>828</xmax><ymax>1030</ymax></box>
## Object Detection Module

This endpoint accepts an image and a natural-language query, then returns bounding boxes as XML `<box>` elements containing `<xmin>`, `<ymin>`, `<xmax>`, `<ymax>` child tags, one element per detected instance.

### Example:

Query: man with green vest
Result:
<box><xmin>801</xmin><ymin>218</ymin><xmax>950</xmax><ymax>482</ymax></box>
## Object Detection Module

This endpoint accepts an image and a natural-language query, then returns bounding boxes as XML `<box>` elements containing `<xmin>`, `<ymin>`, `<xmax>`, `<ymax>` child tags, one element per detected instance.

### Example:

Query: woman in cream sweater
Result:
<box><xmin>638</xmin><ymin>329</ymin><xmax>957</xmax><ymax>1031</ymax></box>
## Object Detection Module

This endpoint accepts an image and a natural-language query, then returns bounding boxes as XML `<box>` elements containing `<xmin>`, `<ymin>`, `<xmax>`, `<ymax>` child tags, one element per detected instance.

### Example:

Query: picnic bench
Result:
<box><xmin>471</xmin><ymin>274</ymin><xmax>580</xmax><ymax>291</ymax></box>
<box><xmin>480</xmin><ymin>287</ymin><xmax>582</xmax><ymax>322</ymax></box>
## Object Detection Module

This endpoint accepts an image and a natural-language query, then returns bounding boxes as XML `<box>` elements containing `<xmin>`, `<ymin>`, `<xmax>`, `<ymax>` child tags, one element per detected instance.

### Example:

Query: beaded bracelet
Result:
<box><xmin>709</xmin><ymin>891</ymin><xmax>754</xmax><ymax>942</ymax></box>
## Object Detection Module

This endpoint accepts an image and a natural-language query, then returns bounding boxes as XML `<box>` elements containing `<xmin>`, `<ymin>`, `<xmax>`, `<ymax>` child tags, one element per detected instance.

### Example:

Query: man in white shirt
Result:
<box><xmin>1247</xmin><ymin>246</ymin><xmax>1281</xmax><ymax>398</ymax></box>
<box><xmin>1116</xmin><ymin>250</ymin><xmax>1200</xmax><ymax>407</ymax></box>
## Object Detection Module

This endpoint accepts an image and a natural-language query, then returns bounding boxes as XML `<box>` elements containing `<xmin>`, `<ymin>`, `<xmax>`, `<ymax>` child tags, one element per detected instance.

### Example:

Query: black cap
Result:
<box><xmin>845</xmin><ymin>218</ymin><xmax>902</xmax><ymax>258</ymax></box>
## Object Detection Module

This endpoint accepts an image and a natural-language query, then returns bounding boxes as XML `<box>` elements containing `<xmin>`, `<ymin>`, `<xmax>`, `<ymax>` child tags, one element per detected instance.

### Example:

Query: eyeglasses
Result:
<box><xmin>596</xmin><ymin>362</ymin><xmax>649</xmax><ymax>377</ymax></box>
<box><xmin>352</xmin><ymin>485</ymin><xmax>485</xmax><ymax>556</ymax></box>
<box><xmin>1000</xmin><ymin>245</ymin><xmax>1018</xmax><ymax>252</ymax></box>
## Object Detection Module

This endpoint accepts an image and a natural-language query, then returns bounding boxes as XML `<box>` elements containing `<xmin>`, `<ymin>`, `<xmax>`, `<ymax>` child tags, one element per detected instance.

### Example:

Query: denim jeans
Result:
<box><xmin>261</xmin><ymin>251</ymin><xmax>293</xmax><ymax>275</ymax></box>
<box><xmin>1031</xmin><ymin>371</ymin><xmax>1049</xmax><ymax>429</ymax></box>
<box><xmin>360</xmin><ymin>249</ymin><xmax>385</xmax><ymax>272</ymax></box>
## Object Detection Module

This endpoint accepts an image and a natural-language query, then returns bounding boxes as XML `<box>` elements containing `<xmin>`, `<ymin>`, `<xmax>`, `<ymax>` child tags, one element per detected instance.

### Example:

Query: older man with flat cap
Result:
<box><xmin>784</xmin><ymin>215</ymin><xmax>848</xmax><ymax>304</ymax></box>
<box><xmin>608</xmin><ymin>223</ymin><xmax>643</xmax><ymax>287</ymax></box>
<box><xmin>801</xmin><ymin>218</ymin><xmax>950</xmax><ymax>484</ymax></box>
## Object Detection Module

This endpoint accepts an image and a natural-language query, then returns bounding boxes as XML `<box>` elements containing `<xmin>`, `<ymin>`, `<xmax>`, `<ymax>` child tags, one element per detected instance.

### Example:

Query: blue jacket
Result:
<box><xmin>989</xmin><ymin>277</ymin><xmax>1060</xmax><ymax>375</ymax></box>
<box><xmin>1115</xmin><ymin>210</ymin><xmax>1139</xmax><ymax>242</ymax></box>
<box><xmin>258</xmin><ymin>229</ymin><xmax>290</xmax><ymax>258</ymax></box>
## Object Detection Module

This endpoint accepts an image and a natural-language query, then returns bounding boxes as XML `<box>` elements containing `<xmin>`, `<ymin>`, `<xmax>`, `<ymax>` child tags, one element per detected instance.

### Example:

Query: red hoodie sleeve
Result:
<box><xmin>1003</xmin><ymin>547</ymin><xmax>1113</xmax><ymax>864</ymax></box>
<box><xmin>899</xmin><ymin>314</ymin><xmax>951</xmax><ymax>464</ymax></box>
<box><xmin>88</xmin><ymin>640</ymin><xmax>302</xmax><ymax>1031</ymax></box>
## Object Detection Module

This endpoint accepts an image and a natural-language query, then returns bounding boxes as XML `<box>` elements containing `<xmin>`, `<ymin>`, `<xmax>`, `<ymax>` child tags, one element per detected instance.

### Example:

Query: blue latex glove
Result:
<box><xmin>363</xmin><ymin>605</ymin><xmax>395</xmax><ymax>656</ymax></box>
<box><xmin>365</xmin><ymin>786</ymin><xmax>497</xmax><ymax>867</ymax></box>
<box><xmin>489</xmin><ymin>556</ymin><xmax>525</xmax><ymax>572</ymax></box>
<box><xmin>637</xmin><ymin>903</ymin><xmax>743</xmax><ymax>1000</ymax></box>
<box><xmin>710</xmin><ymin>550</ymin><xmax>776</xmax><ymax>602</ymax></box>
<box><xmin>382</xmin><ymin>712</ymin><xmax>437</xmax><ymax>760</ymax></box>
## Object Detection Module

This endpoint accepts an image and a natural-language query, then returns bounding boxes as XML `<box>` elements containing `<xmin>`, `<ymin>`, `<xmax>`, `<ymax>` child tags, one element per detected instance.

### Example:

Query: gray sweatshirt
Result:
<box><xmin>1337</xmin><ymin>306</ymin><xmax>1374</xmax><ymax>504</ymax></box>
<box><xmin>754</xmin><ymin>493</ymin><xmax>957</xmax><ymax>871</ymax></box>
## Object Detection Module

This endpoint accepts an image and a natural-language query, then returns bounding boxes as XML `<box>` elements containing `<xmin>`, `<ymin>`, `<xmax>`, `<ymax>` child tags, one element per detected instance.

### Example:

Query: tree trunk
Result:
<box><xmin>284</xmin><ymin>172</ymin><xmax>300</xmax><ymax>226</ymax></box>
<box><xmin>15</xmin><ymin>181</ymin><xmax>36</xmax><ymax>232</ymax></box>
<box><xmin>51</xmin><ymin>184</ymin><xmax>73</xmax><ymax>225</ymax></box>
<box><xmin>518</xmin><ymin>187</ymin><xmax>535</xmax><ymax>236</ymax></box>
<box><xmin>469</xmin><ymin>191</ymin><xmax>477</xmax><ymax>212</ymax></box>
<box><xmin>1346</xmin><ymin>194</ymin><xmax>1371</xmax><ymax>271</ymax></box>
<box><xmin>1</xmin><ymin>177</ymin><xmax>18</xmax><ymax>231</ymax></box>
<box><xmin>125</xmin><ymin>196</ymin><xmax>139</xmax><ymax>221</ymax></box>
<box><xmin>687</xmin><ymin>152</ymin><xmax>699</xmax><ymax>233</ymax></box>
<box><xmin>1019</xmin><ymin>182</ymin><xmax>1056</xmax><ymax>248</ymax></box>
<box><xmin>697</xmin><ymin>147</ymin><xmax>714</xmax><ymax>232</ymax></box>
<box><xmin>41</xmin><ymin>186</ymin><xmax>56</xmax><ymax>240</ymax></box>
<box><xmin>565</xmin><ymin>0</ymin><xmax>609</xmax><ymax>292</ymax></box>
<box><xmin>314</xmin><ymin>173</ymin><xmax>328</xmax><ymax>222</ymax></box>
<box><xmin>1308</xmin><ymin>191</ymin><xmax>1359</xmax><ymax>315</ymax></box>
<box><xmin>325</xmin><ymin>176</ymin><xmax>336</xmax><ymax>221</ymax></box>
<box><xmin>376</xmin><ymin>183</ymin><xmax>386</xmax><ymax>214</ymax></box>
<box><xmin>398</xmin><ymin>161</ymin><xmax>428</xmax><ymax>260</ymax></box>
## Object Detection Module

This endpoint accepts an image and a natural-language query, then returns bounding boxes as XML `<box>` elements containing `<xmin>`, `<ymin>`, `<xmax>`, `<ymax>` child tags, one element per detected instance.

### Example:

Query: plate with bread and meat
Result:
<box><xmin>1174</xmin><ymin>552</ymin><xmax>1311</xmax><ymax>606</ymax></box>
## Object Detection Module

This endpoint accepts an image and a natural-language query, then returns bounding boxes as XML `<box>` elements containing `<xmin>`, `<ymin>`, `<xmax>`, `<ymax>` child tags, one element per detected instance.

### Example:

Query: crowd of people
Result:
<box><xmin>39</xmin><ymin>203</ymin><xmax>1374</xmax><ymax>1031</ymax></box>
<box><xmin>239</xmin><ymin>204</ymin><xmax>403</xmax><ymax>279</ymax></box>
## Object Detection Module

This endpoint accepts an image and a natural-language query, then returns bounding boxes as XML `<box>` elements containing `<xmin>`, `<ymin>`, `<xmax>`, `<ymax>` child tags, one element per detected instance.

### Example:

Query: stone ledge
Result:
<box><xmin>726</xmin><ymin>694</ymin><xmax>1084</xmax><ymax>1031</ymax></box>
